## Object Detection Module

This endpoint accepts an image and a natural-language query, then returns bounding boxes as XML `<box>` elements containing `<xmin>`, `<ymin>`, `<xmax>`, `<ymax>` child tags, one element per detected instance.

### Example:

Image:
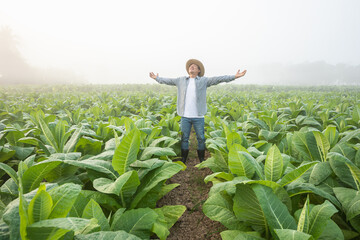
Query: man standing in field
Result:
<box><xmin>150</xmin><ymin>59</ymin><xmax>247</xmax><ymax>164</ymax></box>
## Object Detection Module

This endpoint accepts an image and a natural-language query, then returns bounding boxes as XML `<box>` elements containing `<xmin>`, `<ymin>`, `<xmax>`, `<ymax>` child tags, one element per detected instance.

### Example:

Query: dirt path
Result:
<box><xmin>157</xmin><ymin>132</ymin><xmax>225</xmax><ymax>240</ymax></box>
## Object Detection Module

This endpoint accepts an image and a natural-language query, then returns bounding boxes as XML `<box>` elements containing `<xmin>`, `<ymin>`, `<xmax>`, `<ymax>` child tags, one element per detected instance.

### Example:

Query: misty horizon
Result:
<box><xmin>1</xmin><ymin>0</ymin><xmax>360</xmax><ymax>86</ymax></box>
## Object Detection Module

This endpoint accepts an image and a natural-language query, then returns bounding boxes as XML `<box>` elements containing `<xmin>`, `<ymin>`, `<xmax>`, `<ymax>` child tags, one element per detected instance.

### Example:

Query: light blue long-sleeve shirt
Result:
<box><xmin>155</xmin><ymin>75</ymin><xmax>236</xmax><ymax>116</ymax></box>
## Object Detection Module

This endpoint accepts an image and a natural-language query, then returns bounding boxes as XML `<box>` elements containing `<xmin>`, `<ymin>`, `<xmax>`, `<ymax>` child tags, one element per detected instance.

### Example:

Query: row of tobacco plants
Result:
<box><xmin>0</xmin><ymin>85</ymin><xmax>185</xmax><ymax>240</ymax></box>
<box><xmin>0</xmin><ymin>84</ymin><xmax>359</xmax><ymax>239</ymax></box>
<box><xmin>198</xmin><ymin>85</ymin><xmax>360</xmax><ymax>239</ymax></box>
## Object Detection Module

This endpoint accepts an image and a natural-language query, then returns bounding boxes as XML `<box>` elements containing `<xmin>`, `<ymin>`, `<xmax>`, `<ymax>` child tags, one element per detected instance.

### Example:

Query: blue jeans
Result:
<box><xmin>180</xmin><ymin>117</ymin><xmax>205</xmax><ymax>150</ymax></box>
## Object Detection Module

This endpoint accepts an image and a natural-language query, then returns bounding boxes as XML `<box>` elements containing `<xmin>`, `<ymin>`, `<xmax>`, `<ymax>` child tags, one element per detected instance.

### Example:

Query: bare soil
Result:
<box><xmin>157</xmin><ymin>132</ymin><xmax>225</xmax><ymax>240</ymax></box>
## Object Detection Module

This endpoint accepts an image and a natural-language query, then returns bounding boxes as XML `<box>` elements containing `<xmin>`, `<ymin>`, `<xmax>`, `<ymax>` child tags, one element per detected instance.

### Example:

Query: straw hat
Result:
<box><xmin>186</xmin><ymin>59</ymin><xmax>205</xmax><ymax>77</ymax></box>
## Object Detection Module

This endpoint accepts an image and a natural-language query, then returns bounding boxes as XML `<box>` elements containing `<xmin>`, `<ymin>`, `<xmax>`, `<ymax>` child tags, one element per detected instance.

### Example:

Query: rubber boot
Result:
<box><xmin>181</xmin><ymin>149</ymin><xmax>189</xmax><ymax>164</ymax></box>
<box><xmin>197</xmin><ymin>149</ymin><xmax>205</xmax><ymax>163</ymax></box>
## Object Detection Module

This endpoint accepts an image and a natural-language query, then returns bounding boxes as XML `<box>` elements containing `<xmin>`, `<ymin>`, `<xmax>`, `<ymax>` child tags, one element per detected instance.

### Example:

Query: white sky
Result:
<box><xmin>1</xmin><ymin>0</ymin><xmax>360</xmax><ymax>84</ymax></box>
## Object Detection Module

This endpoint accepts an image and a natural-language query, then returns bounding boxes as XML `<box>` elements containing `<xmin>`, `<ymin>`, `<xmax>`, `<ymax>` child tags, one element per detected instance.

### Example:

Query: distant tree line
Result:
<box><xmin>0</xmin><ymin>27</ymin><xmax>85</xmax><ymax>85</ymax></box>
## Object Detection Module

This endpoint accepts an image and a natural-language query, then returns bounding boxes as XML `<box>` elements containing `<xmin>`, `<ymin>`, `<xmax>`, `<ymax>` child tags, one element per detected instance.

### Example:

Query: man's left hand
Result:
<box><xmin>235</xmin><ymin>69</ymin><xmax>247</xmax><ymax>79</ymax></box>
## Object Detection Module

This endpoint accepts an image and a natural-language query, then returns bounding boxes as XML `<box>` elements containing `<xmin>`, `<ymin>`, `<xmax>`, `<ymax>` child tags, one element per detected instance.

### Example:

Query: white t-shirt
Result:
<box><xmin>183</xmin><ymin>78</ymin><xmax>203</xmax><ymax>118</ymax></box>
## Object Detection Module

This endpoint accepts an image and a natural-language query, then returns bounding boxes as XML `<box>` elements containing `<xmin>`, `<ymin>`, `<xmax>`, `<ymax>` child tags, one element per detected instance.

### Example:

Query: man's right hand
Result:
<box><xmin>149</xmin><ymin>72</ymin><xmax>159</xmax><ymax>79</ymax></box>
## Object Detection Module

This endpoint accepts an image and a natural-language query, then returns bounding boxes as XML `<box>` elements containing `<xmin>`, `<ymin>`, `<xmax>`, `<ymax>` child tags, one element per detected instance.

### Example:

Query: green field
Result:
<box><xmin>0</xmin><ymin>84</ymin><xmax>359</xmax><ymax>239</ymax></box>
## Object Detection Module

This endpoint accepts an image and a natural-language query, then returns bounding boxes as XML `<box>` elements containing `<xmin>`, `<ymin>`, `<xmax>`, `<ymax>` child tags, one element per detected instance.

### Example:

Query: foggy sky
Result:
<box><xmin>1</xmin><ymin>0</ymin><xmax>360</xmax><ymax>85</ymax></box>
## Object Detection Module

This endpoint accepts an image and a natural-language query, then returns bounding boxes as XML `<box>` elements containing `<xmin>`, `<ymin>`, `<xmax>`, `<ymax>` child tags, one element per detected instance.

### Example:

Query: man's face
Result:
<box><xmin>189</xmin><ymin>64</ymin><xmax>200</xmax><ymax>76</ymax></box>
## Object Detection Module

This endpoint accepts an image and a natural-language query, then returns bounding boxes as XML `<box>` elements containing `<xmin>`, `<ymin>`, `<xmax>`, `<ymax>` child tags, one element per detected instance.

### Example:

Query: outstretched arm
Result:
<box><xmin>149</xmin><ymin>72</ymin><xmax>159</xmax><ymax>80</ymax></box>
<box><xmin>235</xmin><ymin>69</ymin><xmax>247</xmax><ymax>79</ymax></box>
<box><xmin>207</xmin><ymin>69</ymin><xmax>247</xmax><ymax>87</ymax></box>
<box><xmin>149</xmin><ymin>72</ymin><xmax>178</xmax><ymax>86</ymax></box>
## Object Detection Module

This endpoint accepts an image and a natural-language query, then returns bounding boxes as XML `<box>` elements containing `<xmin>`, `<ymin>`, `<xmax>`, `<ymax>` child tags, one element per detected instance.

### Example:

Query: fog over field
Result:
<box><xmin>1</xmin><ymin>0</ymin><xmax>360</xmax><ymax>85</ymax></box>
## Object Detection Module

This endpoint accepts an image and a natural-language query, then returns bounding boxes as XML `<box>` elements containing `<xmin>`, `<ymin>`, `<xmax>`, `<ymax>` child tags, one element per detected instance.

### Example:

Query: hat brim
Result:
<box><xmin>186</xmin><ymin>59</ymin><xmax>205</xmax><ymax>77</ymax></box>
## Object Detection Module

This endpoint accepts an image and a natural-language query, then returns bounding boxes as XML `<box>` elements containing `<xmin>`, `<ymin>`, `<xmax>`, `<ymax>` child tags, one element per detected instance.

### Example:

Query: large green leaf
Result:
<box><xmin>48</xmin><ymin>183</ymin><xmax>81</xmax><ymax>219</ymax></box>
<box><xmin>323</xmin><ymin>125</ymin><xmax>339</xmax><ymax>148</ymax></box>
<box><xmin>130</xmin><ymin>162</ymin><xmax>182</xmax><ymax>209</ymax></box>
<box><xmin>233</xmin><ymin>184</ymin><xmax>267</xmax><ymax>229</ymax></box>
<box><xmin>353</xmin><ymin>105</ymin><xmax>360</xmax><ymax>123</ymax></box>
<box><xmin>333</xmin><ymin>187</ymin><xmax>360</xmax><ymax>221</ymax></box>
<box><xmin>75</xmin><ymin>137</ymin><xmax>102</xmax><ymax>156</ymax></box>
<box><xmin>228</xmin><ymin>145</ymin><xmax>255</xmax><ymax>178</ymax></box>
<box><xmin>279</xmin><ymin>162</ymin><xmax>317</xmax><ymax>187</ymax></box>
<box><xmin>12</xmin><ymin>146</ymin><xmax>35</xmax><ymax>161</ymax></box>
<box><xmin>27</xmin><ymin>217</ymin><xmax>98</xmax><ymax>240</ymax></box>
<box><xmin>130</xmin><ymin>159</ymin><xmax>167</xmax><ymax>180</ymax></box>
<box><xmin>93</xmin><ymin>170</ymin><xmax>140</xmax><ymax>205</ymax></box>
<box><xmin>1</xmin><ymin>178</ymin><xmax>19</xmax><ymax>196</ymax></box>
<box><xmin>221</xmin><ymin>230</ymin><xmax>265</xmax><ymax>240</ymax></box>
<box><xmin>37</xmin><ymin>113</ymin><xmax>59</xmax><ymax>152</ymax></box>
<box><xmin>18</xmin><ymin>137</ymin><xmax>51</xmax><ymax>156</ymax></box>
<box><xmin>140</xmin><ymin>147</ymin><xmax>176</xmax><ymax>160</ymax></box>
<box><xmin>241</xmin><ymin>151</ymin><xmax>264</xmax><ymax>180</ymax></box>
<box><xmin>296</xmin><ymin>116</ymin><xmax>321</xmax><ymax>128</ymax></box>
<box><xmin>331</xmin><ymin>142</ymin><xmax>356</xmax><ymax>162</ymax></box>
<box><xmin>208</xmin><ymin>177</ymin><xmax>248</xmax><ymax>197</ymax></box>
<box><xmin>79</xmin><ymin>190</ymin><xmax>121</xmax><ymax>212</ymax></box>
<box><xmin>249</xmin><ymin>118</ymin><xmax>269</xmax><ymax>131</ymax></box>
<box><xmin>4</xmin><ymin>129</ymin><xmax>24</xmax><ymax>146</ymax></box>
<box><xmin>0</xmin><ymin>146</ymin><xmax>16</xmax><ymax>162</ymax></box>
<box><xmin>274</xmin><ymin>229</ymin><xmax>312</xmax><ymax>240</ymax></box>
<box><xmin>346</xmin><ymin>163</ymin><xmax>360</xmax><ymax>190</ymax></box>
<box><xmin>204</xmin><ymin>172</ymin><xmax>234</xmax><ymax>184</ymax></box>
<box><xmin>329</xmin><ymin>152</ymin><xmax>357</xmax><ymax>189</ymax></box>
<box><xmin>111</xmin><ymin>208</ymin><xmax>158</xmax><ymax>239</ymax></box>
<box><xmin>151</xmin><ymin>209</ymin><xmax>170</xmax><ymax>240</ymax></box>
<box><xmin>69</xmin><ymin>191</ymin><xmax>90</xmax><ymax>218</ymax></box>
<box><xmin>48</xmin><ymin>152</ymin><xmax>82</xmax><ymax>161</ymax></box>
<box><xmin>64</xmin><ymin>159</ymin><xmax>118</xmax><ymax>180</ymax></box>
<box><xmin>146</xmin><ymin>128</ymin><xmax>164</xmax><ymax>147</ymax></box>
<box><xmin>265</xmin><ymin>145</ymin><xmax>283</xmax><ymax>182</ymax></box>
<box><xmin>27</xmin><ymin>184</ymin><xmax>53</xmax><ymax>225</ymax></box>
<box><xmin>19</xmin><ymin>187</ymin><xmax>29</xmax><ymax>240</ymax></box>
<box><xmin>309</xmin><ymin>161</ymin><xmax>332</xmax><ymax>185</ymax></box>
<box><xmin>18</xmin><ymin>161</ymin><xmax>29</xmax><ymax>240</ymax></box>
<box><xmin>0</xmin><ymin>162</ymin><xmax>19</xmax><ymax>186</ymax></box>
<box><xmin>155</xmin><ymin>205</ymin><xmax>186</xmax><ymax>230</ymax></box>
<box><xmin>206</xmin><ymin>137</ymin><xmax>227</xmax><ymax>152</ymax></box>
<box><xmin>338</xmin><ymin>129</ymin><xmax>360</xmax><ymax>144</ymax></box>
<box><xmin>308</xmin><ymin>200</ymin><xmax>338</xmax><ymax>239</ymax></box>
<box><xmin>227</xmin><ymin>131</ymin><xmax>243</xmax><ymax>150</ymax></box>
<box><xmin>313</xmin><ymin>131</ymin><xmax>330</xmax><ymax>162</ymax></box>
<box><xmin>203</xmin><ymin>191</ymin><xmax>246</xmax><ymax>230</ymax></box>
<box><xmin>22</xmin><ymin>160</ymin><xmax>62</xmax><ymax>193</ymax></box>
<box><xmin>252</xmin><ymin>184</ymin><xmax>297</xmax><ymax>234</ymax></box>
<box><xmin>87</xmin><ymin>150</ymin><xmax>114</xmax><ymax>161</ymax></box>
<box><xmin>152</xmin><ymin>205</ymin><xmax>186</xmax><ymax>240</ymax></box>
<box><xmin>244</xmin><ymin>180</ymin><xmax>292</xmax><ymax>211</ymax></box>
<box><xmin>317</xmin><ymin>219</ymin><xmax>344</xmax><ymax>240</ymax></box>
<box><xmin>259</xmin><ymin>129</ymin><xmax>281</xmax><ymax>142</ymax></box>
<box><xmin>63</xmin><ymin>125</ymin><xmax>83</xmax><ymax>153</ymax></box>
<box><xmin>2</xmin><ymin>184</ymin><xmax>59</xmax><ymax>240</ymax></box>
<box><xmin>112</xmin><ymin>128</ymin><xmax>140</xmax><ymax>176</ymax></box>
<box><xmin>297</xmin><ymin>195</ymin><xmax>309</xmax><ymax>233</ymax></box>
<box><xmin>82</xmin><ymin>199</ymin><xmax>110</xmax><ymax>231</ymax></box>
<box><xmin>130</xmin><ymin>181</ymin><xmax>164</xmax><ymax>209</ymax></box>
<box><xmin>43</xmin><ymin>153</ymin><xmax>81</xmax><ymax>182</ymax></box>
<box><xmin>287</xmin><ymin>182</ymin><xmax>341</xmax><ymax>208</ymax></box>
<box><xmin>54</xmin><ymin>120</ymin><xmax>69</xmax><ymax>152</ymax></box>
<box><xmin>292</xmin><ymin>131</ymin><xmax>321</xmax><ymax>161</ymax></box>
<box><xmin>196</xmin><ymin>150</ymin><xmax>228</xmax><ymax>173</ymax></box>
<box><xmin>74</xmin><ymin>231</ymin><xmax>142</xmax><ymax>240</ymax></box>
<box><xmin>110</xmin><ymin>208</ymin><xmax>126</xmax><ymax>230</ymax></box>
